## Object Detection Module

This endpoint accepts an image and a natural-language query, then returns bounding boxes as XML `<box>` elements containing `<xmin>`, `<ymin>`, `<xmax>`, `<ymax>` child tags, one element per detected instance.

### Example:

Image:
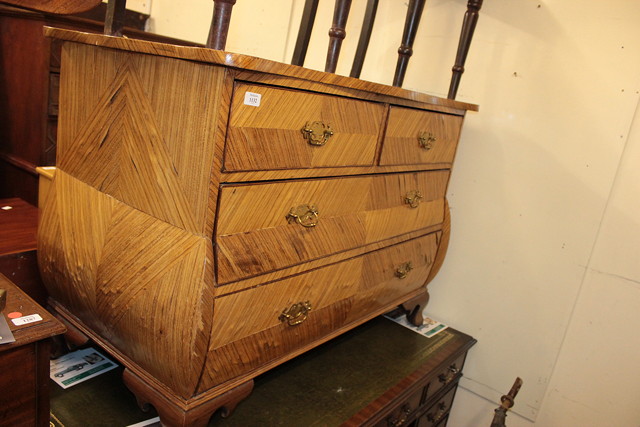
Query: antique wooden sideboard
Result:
<box><xmin>37</xmin><ymin>26</ymin><xmax>478</xmax><ymax>426</ymax></box>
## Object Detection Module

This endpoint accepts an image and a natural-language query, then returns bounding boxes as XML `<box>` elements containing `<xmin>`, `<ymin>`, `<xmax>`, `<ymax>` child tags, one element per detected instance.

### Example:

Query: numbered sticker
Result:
<box><xmin>11</xmin><ymin>313</ymin><xmax>43</xmax><ymax>326</ymax></box>
<box><xmin>244</xmin><ymin>91</ymin><xmax>262</xmax><ymax>107</ymax></box>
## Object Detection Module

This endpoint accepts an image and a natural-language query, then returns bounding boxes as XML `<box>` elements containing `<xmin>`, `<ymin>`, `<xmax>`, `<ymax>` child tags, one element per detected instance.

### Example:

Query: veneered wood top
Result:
<box><xmin>43</xmin><ymin>27</ymin><xmax>479</xmax><ymax>113</ymax></box>
<box><xmin>0</xmin><ymin>273</ymin><xmax>65</xmax><ymax>350</ymax></box>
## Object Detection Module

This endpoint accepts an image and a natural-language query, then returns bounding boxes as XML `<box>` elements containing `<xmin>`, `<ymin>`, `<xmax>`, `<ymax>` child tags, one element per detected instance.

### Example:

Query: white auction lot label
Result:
<box><xmin>11</xmin><ymin>313</ymin><xmax>43</xmax><ymax>326</ymax></box>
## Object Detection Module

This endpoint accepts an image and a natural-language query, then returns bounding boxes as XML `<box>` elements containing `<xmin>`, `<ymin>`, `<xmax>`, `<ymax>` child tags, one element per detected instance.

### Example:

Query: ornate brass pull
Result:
<box><xmin>418</xmin><ymin>131</ymin><xmax>436</xmax><ymax>150</ymax></box>
<box><xmin>438</xmin><ymin>364</ymin><xmax>459</xmax><ymax>385</ymax></box>
<box><xmin>386</xmin><ymin>404</ymin><xmax>412</xmax><ymax>427</ymax></box>
<box><xmin>427</xmin><ymin>401</ymin><xmax>448</xmax><ymax>423</ymax></box>
<box><xmin>286</xmin><ymin>204</ymin><xmax>319</xmax><ymax>227</ymax></box>
<box><xmin>279</xmin><ymin>301</ymin><xmax>312</xmax><ymax>326</ymax></box>
<box><xmin>404</xmin><ymin>190</ymin><xmax>423</xmax><ymax>208</ymax></box>
<box><xmin>301</xmin><ymin>121</ymin><xmax>334</xmax><ymax>146</ymax></box>
<box><xmin>395</xmin><ymin>261</ymin><xmax>413</xmax><ymax>279</ymax></box>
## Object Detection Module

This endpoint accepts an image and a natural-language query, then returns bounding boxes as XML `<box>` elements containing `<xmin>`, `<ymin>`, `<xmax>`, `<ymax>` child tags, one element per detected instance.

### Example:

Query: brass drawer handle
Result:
<box><xmin>279</xmin><ymin>301</ymin><xmax>312</xmax><ymax>326</ymax></box>
<box><xmin>426</xmin><ymin>401</ymin><xmax>448</xmax><ymax>424</ymax></box>
<box><xmin>301</xmin><ymin>121</ymin><xmax>334</xmax><ymax>146</ymax></box>
<box><xmin>418</xmin><ymin>131</ymin><xmax>436</xmax><ymax>150</ymax></box>
<box><xmin>438</xmin><ymin>364</ymin><xmax>459</xmax><ymax>385</ymax></box>
<box><xmin>404</xmin><ymin>190</ymin><xmax>423</xmax><ymax>208</ymax></box>
<box><xmin>286</xmin><ymin>204</ymin><xmax>319</xmax><ymax>227</ymax></box>
<box><xmin>386</xmin><ymin>404</ymin><xmax>412</xmax><ymax>427</ymax></box>
<box><xmin>395</xmin><ymin>261</ymin><xmax>413</xmax><ymax>279</ymax></box>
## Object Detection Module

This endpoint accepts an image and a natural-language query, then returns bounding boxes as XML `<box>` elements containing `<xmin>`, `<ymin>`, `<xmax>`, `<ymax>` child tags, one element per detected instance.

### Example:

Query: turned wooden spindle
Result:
<box><xmin>291</xmin><ymin>0</ymin><xmax>319</xmax><ymax>66</ymax></box>
<box><xmin>448</xmin><ymin>0</ymin><xmax>483</xmax><ymax>99</ymax></box>
<box><xmin>325</xmin><ymin>0</ymin><xmax>352</xmax><ymax>73</ymax></box>
<box><xmin>206</xmin><ymin>0</ymin><xmax>237</xmax><ymax>50</ymax></box>
<box><xmin>104</xmin><ymin>0</ymin><xmax>127</xmax><ymax>37</ymax></box>
<box><xmin>349</xmin><ymin>0</ymin><xmax>378</xmax><ymax>78</ymax></box>
<box><xmin>392</xmin><ymin>0</ymin><xmax>426</xmax><ymax>87</ymax></box>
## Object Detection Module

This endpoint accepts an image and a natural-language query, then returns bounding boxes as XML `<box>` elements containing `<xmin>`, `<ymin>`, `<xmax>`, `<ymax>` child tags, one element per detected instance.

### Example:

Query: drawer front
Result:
<box><xmin>201</xmin><ymin>233</ymin><xmax>439</xmax><ymax>388</ymax></box>
<box><xmin>377</xmin><ymin>388</ymin><xmax>424</xmax><ymax>427</ymax></box>
<box><xmin>224</xmin><ymin>83</ymin><xmax>384</xmax><ymax>171</ymax></box>
<box><xmin>380</xmin><ymin>107</ymin><xmax>463</xmax><ymax>166</ymax></box>
<box><xmin>425</xmin><ymin>352</ymin><xmax>467</xmax><ymax>402</ymax></box>
<box><xmin>216</xmin><ymin>171</ymin><xmax>449</xmax><ymax>284</ymax></box>
<box><xmin>417</xmin><ymin>386</ymin><xmax>457</xmax><ymax>427</ymax></box>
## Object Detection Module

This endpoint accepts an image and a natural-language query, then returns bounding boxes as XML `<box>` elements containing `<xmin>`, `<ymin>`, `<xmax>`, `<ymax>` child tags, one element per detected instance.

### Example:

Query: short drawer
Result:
<box><xmin>215</xmin><ymin>171</ymin><xmax>449</xmax><ymax>284</ymax></box>
<box><xmin>377</xmin><ymin>387</ymin><xmax>423</xmax><ymax>427</ymax></box>
<box><xmin>425</xmin><ymin>352</ymin><xmax>467</xmax><ymax>402</ymax></box>
<box><xmin>224</xmin><ymin>83</ymin><xmax>385</xmax><ymax>171</ymax></box>
<box><xmin>417</xmin><ymin>385</ymin><xmax>457</xmax><ymax>427</ymax></box>
<box><xmin>380</xmin><ymin>106</ymin><xmax>463</xmax><ymax>166</ymax></box>
<box><xmin>202</xmin><ymin>233</ymin><xmax>439</xmax><ymax>387</ymax></box>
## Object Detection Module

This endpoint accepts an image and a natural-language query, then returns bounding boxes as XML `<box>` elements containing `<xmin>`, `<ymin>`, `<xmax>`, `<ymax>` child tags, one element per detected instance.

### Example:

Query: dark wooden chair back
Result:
<box><xmin>9</xmin><ymin>0</ymin><xmax>481</xmax><ymax>100</ymax></box>
<box><xmin>206</xmin><ymin>0</ymin><xmax>482</xmax><ymax>100</ymax></box>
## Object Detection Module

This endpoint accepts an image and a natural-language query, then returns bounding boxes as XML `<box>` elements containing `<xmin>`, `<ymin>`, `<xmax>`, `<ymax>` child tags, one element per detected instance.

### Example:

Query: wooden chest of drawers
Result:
<box><xmin>37</xmin><ymin>27</ymin><xmax>477</xmax><ymax>426</ymax></box>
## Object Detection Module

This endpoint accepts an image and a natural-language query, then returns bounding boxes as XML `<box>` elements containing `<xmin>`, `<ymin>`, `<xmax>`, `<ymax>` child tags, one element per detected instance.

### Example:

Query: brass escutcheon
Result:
<box><xmin>404</xmin><ymin>190</ymin><xmax>423</xmax><ymax>208</ymax></box>
<box><xmin>301</xmin><ymin>121</ymin><xmax>334</xmax><ymax>146</ymax></box>
<box><xmin>286</xmin><ymin>204</ymin><xmax>319</xmax><ymax>227</ymax></box>
<box><xmin>395</xmin><ymin>261</ymin><xmax>413</xmax><ymax>279</ymax></box>
<box><xmin>279</xmin><ymin>301</ymin><xmax>312</xmax><ymax>326</ymax></box>
<box><xmin>418</xmin><ymin>131</ymin><xmax>437</xmax><ymax>150</ymax></box>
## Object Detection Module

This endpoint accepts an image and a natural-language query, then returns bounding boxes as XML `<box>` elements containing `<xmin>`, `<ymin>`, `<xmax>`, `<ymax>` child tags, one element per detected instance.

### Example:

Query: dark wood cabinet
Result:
<box><xmin>207</xmin><ymin>316</ymin><xmax>475</xmax><ymax>427</ymax></box>
<box><xmin>0</xmin><ymin>273</ymin><xmax>65</xmax><ymax>427</ymax></box>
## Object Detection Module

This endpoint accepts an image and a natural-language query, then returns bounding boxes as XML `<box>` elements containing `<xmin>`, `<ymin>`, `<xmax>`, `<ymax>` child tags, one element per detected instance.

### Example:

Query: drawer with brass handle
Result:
<box><xmin>199</xmin><ymin>232</ymin><xmax>440</xmax><ymax>388</ymax></box>
<box><xmin>380</xmin><ymin>106</ymin><xmax>463</xmax><ymax>167</ymax></box>
<box><xmin>425</xmin><ymin>352</ymin><xmax>468</xmax><ymax>402</ymax></box>
<box><xmin>224</xmin><ymin>83</ymin><xmax>384</xmax><ymax>171</ymax></box>
<box><xmin>378</xmin><ymin>386</ymin><xmax>422</xmax><ymax>427</ymax></box>
<box><xmin>215</xmin><ymin>171</ymin><xmax>449</xmax><ymax>284</ymax></box>
<box><xmin>420</xmin><ymin>386</ymin><xmax>457</xmax><ymax>427</ymax></box>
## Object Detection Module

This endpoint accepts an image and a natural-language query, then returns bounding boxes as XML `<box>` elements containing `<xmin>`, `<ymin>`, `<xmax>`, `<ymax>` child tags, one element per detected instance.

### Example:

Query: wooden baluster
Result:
<box><xmin>104</xmin><ymin>0</ymin><xmax>127</xmax><ymax>37</ymax></box>
<box><xmin>392</xmin><ymin>0</ymin><xmax>426</xmax><ymax>87</ymax></box>
<box><xmin>325</xmin><ymin>0</ymin><xmax>352</xmax><ymax>73</ymax></box>
<box><xmin>206</xmin><ymin>0</ymin><xmax>237</xmax><ymax>50</ymax></box>
<box><xmin>448</xmin><ymin>0</ymin><xmax>483</xmax><ymax>99</ymax></box>
<box><xmin>349</xmin><ymin>0</ymin><xmax>378</xmax><ymax>78</ymax></box>
<box><xmin>291</xmin><ymin>0</ymin><xmax>319</xmax><ymax>66</ymax></box>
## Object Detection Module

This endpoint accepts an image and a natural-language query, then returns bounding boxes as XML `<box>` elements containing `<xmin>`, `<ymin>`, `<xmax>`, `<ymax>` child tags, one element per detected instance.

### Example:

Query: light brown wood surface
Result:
<box><xmin>225</xmin><ymin>83</ymin><xmax>384</xmax><ymax>170</ymax></box>
<box><xmin>380</xmin><ymin>106</ymin><xmax>464</xmax><ymax>166</ymax></box>
<box><xmin>43</xmin><ymin>27</ymin><xmax>478</xmax><ymax>112</ymax></box>
<box><xmin>37</xmin><ymin>28</ymin><xmax>472</xmax><ymax>425</ymax></box>
<box><xmin>216</xmin><ymin>171</ymin><xmax>448</xmax><ymax>284</ymax></box>
<box><xmin>202</xmin><ymin>233</ymin><xmax>439</xmax><ymax>388</ymax></box>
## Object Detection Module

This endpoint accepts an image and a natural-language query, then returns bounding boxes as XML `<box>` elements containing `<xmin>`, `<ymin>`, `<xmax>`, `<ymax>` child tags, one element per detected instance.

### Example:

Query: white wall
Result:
<box><xmin>144</xmin><ymin>1</ymin><xmax>640</xmax><ymax>425</ymax></box>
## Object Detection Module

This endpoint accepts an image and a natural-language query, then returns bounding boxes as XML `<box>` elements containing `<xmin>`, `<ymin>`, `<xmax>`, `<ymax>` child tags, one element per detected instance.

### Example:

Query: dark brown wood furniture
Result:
<box><xmin>0</xmin><ymin>198</ymin><xmax>47</xmax><ymax>305</ymax></box>
<box><xmin>207</xmin><ymin>316</ymin><xmax>476</xmax><ymax>427</ymax></box>
<box><xmin>0</xmin><ymin>272</ymin><xmax>65</xmax><ymax>427</ymax></box>
<box><xmin>48</xmin><ymin>316</ymin><xmax>474</xmax><ymax>427</ymax></box>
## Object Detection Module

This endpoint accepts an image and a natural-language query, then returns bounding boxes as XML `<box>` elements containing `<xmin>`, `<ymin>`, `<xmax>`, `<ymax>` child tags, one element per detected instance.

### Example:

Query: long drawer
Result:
<box><xmin>200</xmin><ymin>233</ymin><xmax>439</xmax><ymax>389</ymax></box>
<box><xmin>224</xmin><ymin>83</ymin><xmax>385</xmax><ymax>171</ymax></box>
<box><xmin>215</xmin><ymin>171</ymin><xmax>449</xmax><ymax>284</ymax></box>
